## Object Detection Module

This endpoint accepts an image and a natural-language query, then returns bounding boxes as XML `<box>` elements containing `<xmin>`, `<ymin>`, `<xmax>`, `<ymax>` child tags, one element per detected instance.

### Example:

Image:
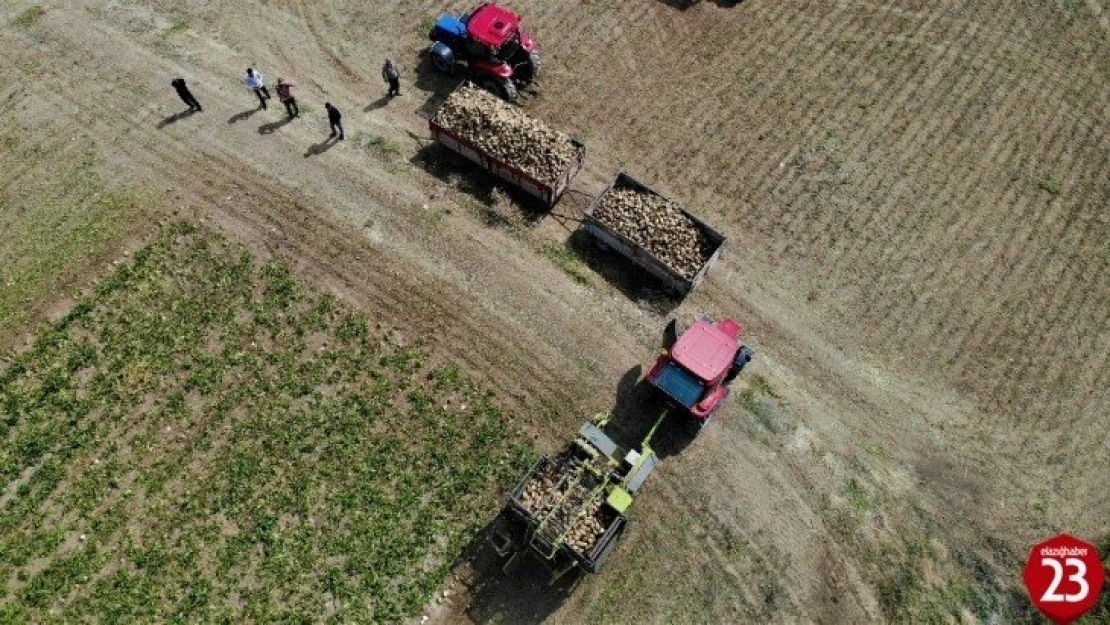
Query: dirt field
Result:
<box><xmin>1</xmin><ymin>0</ymin><xmax>1107</xmax><ymax>622</ymax></box>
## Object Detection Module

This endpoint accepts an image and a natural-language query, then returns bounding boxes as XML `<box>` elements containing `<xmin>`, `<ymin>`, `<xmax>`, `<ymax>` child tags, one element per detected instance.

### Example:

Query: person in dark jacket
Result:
<box><xmin>382</xmin><ymin>59</ymin><xmax>401</xmax><ymax>97</ymax></box>
<box><xmin>171</xmin><ymin>78</ymin><xmax>202</xmax><ymax>112</ymax></box>
<box><xmin>276</xmin><ymin>78</ymin><xmax>298</xmax><ymax>118</ymax></box>
<box><xmin>325</xmin><ymin>102</ymin><xmax>344</xmax><ymax>140</ymax></box>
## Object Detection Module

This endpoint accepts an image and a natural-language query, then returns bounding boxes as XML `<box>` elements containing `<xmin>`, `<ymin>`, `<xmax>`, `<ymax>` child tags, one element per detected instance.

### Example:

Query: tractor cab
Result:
<box><xmin>646</xmin><ymin>318</ymin><xmax>753</xmax><ymax>426</ymax></box>
<box><xmin>428</xmin><ymin>3</ymin><xmax>540</xmax><ymax>100</ymax></box>
<box><xmin>465</xmin><ymin>4</ymin><xmax>536</xmax><ymax>65</ymax></box>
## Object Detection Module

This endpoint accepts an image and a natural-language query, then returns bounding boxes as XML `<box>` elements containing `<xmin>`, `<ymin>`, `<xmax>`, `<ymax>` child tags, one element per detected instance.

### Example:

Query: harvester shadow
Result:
<box><xmin>605</xmin><ymin>365</ymin><xmax>697</xmax><ymax>459</ymax></box>
<box><xmin>564</xmin><ymin>229</ymin><xmax>683</xmax><ymax>316</ymax></box>
<box><xmin>453</xmin><ymin>518</ymin><xmax>575</xmax><ymax>625</ymax></box>
<box><xmin>409</xmin><ymin>143</ymin><xmax>549</xmax><ymax>225</ymax></box>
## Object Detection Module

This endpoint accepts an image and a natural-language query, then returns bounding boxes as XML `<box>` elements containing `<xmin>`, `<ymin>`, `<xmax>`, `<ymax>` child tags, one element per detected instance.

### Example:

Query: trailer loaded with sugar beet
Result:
<box><xmin>429</xmin><ymin>84</ymin><xmax>585</xmax><ymax>208</ymax></box>
<box><xmin>489</xmin><ymin>413</ymin><xmax>662</xmax><ymax>581</ymax></box>
<box><xmin>583</xmin><ymin>172</ymin><xmax>727</xmax><ymax>295</ymax></box>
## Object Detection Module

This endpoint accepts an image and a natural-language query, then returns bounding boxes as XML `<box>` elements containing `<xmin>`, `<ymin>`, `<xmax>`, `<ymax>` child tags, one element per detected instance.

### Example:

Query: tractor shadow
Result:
<box><xmin>604</xmin><ymin>363</ymin><xmax>697</xmax><ymax>459</ymax></box>
<box><xmin>564</xmin><ymin>228</ymin><xmax>683</xmax><ymax>316</ymax></box>
<box><xmin>451</xmin><ymin>516</ymin><xmax>575</xmax><ymax>624</ymax></box>
<box><xmin>413</xmin><ymin>49</ymin><xmax>464</xmax><ymax>119</ymax></box>
<box><xmin>409</xmin><ymin>143</ymin><xmax>549</xmax><ymax>226</ymax></box>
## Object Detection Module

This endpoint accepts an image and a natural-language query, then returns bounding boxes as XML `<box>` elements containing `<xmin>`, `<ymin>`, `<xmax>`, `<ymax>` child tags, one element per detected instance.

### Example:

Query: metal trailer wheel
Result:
<box><xmin>590</xmin><ymin>523</ymin><xmax>626</xmax><ymax>571</ymax></box>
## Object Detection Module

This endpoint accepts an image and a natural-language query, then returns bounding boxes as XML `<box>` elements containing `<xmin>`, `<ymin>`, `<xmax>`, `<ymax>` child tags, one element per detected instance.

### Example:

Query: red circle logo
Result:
<box><xmin>1022</xmin><ymin>534</ymin><xmax>1105</xmax><ymax>624</ymax></box>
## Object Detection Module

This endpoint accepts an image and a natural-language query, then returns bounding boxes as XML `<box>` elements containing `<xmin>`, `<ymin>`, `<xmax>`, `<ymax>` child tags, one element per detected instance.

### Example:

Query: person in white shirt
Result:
<box><xmin>244</xmin><ymin>68</ymin><xmax>271</xmax><ymax>109</ymax></box>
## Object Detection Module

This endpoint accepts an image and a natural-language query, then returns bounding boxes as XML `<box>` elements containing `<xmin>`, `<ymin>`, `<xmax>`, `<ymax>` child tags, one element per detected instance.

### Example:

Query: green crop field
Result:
<box><xmin>0</xmin><ymin>223</ymin><xmax>530</xmax><ymax>622</ymax></box>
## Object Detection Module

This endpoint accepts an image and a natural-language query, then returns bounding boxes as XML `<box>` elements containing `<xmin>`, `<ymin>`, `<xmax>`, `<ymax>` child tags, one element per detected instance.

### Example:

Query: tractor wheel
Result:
<box><xmin>430</xmin><ymin>43</ymin><xmax>455</xmax><ymax>74</ymax></box>
<box><xmin>479</xmin><ymin>76</ymin><xmax>518</xmax><ymax>102</ymax></box>
<box><xmin>500</xmin><ymin>78</ymin><xmax>519</xmax><ymax>102</ymax></box>
<box><xmin>527</xmin><ymin>51</ymin><xmax>541</xmax><ymax>81</ymax></box>
<box><xmin>516</xmin><ymin>52</ymin><xmax>541</xmax><ymax>85</ymax></box>
<box><xmin>662</xmin><ymin>318</ymin><xmax>679</xmax><ymax>349</ymax></box>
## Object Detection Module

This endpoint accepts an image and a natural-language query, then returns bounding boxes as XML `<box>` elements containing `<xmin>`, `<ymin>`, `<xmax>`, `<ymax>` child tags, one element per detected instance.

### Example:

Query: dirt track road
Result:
<box><xmin>2</xmin><ymin>0</ymin><xmax>1106</xmax><ymax>621</ymax></box>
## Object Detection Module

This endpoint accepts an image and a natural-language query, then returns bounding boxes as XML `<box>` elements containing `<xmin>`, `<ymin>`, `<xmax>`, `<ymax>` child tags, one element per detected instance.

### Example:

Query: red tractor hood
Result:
<box><xmin>467</xmin><ymin>4</ymin><xmax>523</xmax><ymax>48</ymax></box>
<box><xmin>670</xmin><ymin>319</ymin><xmax>740</xmax><ymax>382</ymax></box>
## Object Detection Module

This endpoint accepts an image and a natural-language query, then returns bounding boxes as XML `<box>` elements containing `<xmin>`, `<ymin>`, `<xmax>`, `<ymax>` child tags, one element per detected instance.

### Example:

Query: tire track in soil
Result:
<box><xmin>935</xmin><ymin>76</ymin><xmax>1090</xmax><ymax>402</ymax></box>
<box><xmin>750</xmin><ymin>4</ymin><xmax>940</xmax><ymax>231</ymax></box>
<box><xmin>861</xmin><ymin>11</ymin><xmax>1034</xmax><ymax>353</ymax></box>
<box><xmin>876</xmin><ymin>38</ymin><xmax>1020</xmax><ymax>348</ymax></box>
<box><xmin>823</xmin><ymin>5</ymin><xmax>991</xmax><ymax>250</ymax></box>
<box><xmin>293</xmin><ymin>0</ymin><xmax>363</xmax><ymax>84</ymax></box>
<box><xmin>977</xmin><ymin>116</ymin><xmax>1101</xmax><ymax>418</ymax></box>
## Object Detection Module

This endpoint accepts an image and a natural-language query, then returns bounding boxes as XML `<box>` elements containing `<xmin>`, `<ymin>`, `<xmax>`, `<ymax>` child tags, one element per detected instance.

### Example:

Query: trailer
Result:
<box><xmin>490</xmin><ymin>415</ymin><xmax>659</xmax><ymax>580</ymax></box>
<box><xmin>582</xmin><ymin>172</ymin><xmax>727</xmax><ymax>296</ymax></box>
<box><xmin>428</xmin><ymin>88</ymin><xmax>586</xmax><ymax>208</ymax></box>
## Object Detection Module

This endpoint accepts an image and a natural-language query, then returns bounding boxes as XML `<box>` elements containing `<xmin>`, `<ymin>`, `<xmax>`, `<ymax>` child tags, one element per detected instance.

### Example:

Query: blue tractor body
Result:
<box><xmin>431</xmin><ymin>14</ymin><xmax>468</xmax><ymax>44</ymax></box>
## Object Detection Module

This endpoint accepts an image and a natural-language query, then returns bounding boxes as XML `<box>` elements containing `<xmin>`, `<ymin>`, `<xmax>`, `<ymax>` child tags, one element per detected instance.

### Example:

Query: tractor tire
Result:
<box><xmin>500</xmin><ymin>78</ymin><xmax>518</xmax><ymax>102</ymax></box>
<box><xmin>430</xmin><ymin>43</ymin><xmax>455</xmax><ymax>74</ymax></box>
<box><xmin>478</xmin><ymin>76</ymin><xmax>518</xmax><ymax>102</ymax></box>
<box><xmin>515</xmin><ymin>52</ymin><xmax>541</xmax><ymax>86</ymax></box>
<box><xmin>528</xmin><ymin>51</ymin><xmax>541</xmax><ymax>80</ymax></box>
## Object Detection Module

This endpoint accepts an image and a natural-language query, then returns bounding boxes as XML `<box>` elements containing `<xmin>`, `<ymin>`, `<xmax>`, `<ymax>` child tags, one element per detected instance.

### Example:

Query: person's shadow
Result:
<box><xmin>258</xmin><ymin>117</ymin><xmax>294</xmax><ymax>135</ymax></box>
<box><xmin>364</xmin><ymin>95</ymin><xmax>391</xmax><ymax>112</ymax></box>
<box><xmin>227</xmin><ymin>108</ymin><xmax>260</xmax><ymax>125</ymax></box>
<box><xmin>304</xmin><ymin>136</ymin><xmax>339</xmax><ymax>158</ymax></box>
<box><xmin>156</xmin><ymin>108</ymin><xmax>197</xmax><ymax>129</ymax></box>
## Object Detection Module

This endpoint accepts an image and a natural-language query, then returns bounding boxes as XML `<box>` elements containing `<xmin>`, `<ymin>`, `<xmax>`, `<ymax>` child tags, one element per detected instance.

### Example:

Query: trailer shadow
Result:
<box><xmin>409</xmin><ymin>143</ymin><xmax>549</xmax><ymax>226</ymax></box>
<box><xmin>564</xmin><ymin>229</ymin><xmax>683</xmax><ymax>316</ymax></box>
<box><xmin>605</xmin><ymin>365</ymin><xmax>697</xmax><ymax>458</ymax></box>
<box><xmin>453</xmin><ymin>517</ymin><xmax>576</xmax><ymax>624</ymax></box>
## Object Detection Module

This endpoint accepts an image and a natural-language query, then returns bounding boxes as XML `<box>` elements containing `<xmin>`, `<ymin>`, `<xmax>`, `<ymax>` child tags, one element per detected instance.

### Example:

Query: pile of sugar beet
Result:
<box><xmin>432</xmin><ymin>85</ymin><xmax>581</xmax><ymax>185</ymax></box>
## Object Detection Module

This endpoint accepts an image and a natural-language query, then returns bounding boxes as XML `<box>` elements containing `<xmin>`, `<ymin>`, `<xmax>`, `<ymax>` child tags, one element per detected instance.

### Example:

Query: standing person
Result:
<box><xmin>382</xmin><ymin>59</ymin><xmax>401</xmax><ymax>97</ymax></box>
<box><xmin>276</xmin><ymin>78</ymin><xmax>299</xmax><ymax>118</ymax></box>
<box><xmin>171</xmin><ymin>77</ymin><xmax>202</xmax><ymax>112</ymax></box>
<box><xmin>244</xmin><ymin>68</ymin><xmax>271</xmax><ymax>109</ymax></box>
<box><xmin>325</xmin><ymin>102</ymin><xmax>344</xmax><ymax>140</ymax></box>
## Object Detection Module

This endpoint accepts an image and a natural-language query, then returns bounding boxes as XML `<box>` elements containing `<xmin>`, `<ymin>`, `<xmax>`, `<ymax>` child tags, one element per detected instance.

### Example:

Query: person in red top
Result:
<box><xmin>276</xmin><ymin>78</ymin><xmax>298</xmax><ymax>118</ymax></box>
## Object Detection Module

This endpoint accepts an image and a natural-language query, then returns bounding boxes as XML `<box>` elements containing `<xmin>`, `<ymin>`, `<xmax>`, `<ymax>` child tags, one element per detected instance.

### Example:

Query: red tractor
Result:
<box><xmin>645</xmin><ymin>317</ymin><xmax>753</xmax><ymax>429</ymax></box>
<box><xmin>428</xmin><ymin>3</ymin><xmax>540</xmax><ymax>101</ymax></box>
